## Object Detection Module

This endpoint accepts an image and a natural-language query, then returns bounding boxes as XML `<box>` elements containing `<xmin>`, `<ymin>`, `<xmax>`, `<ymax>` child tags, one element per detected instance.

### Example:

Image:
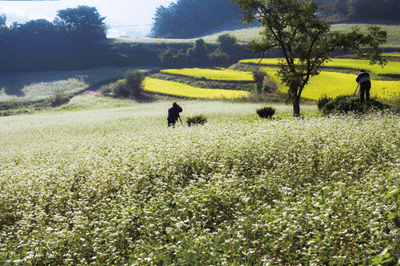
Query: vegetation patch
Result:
<box><xmin>143</xmin><ymin>78</ymin><xmax>248</xmax><ymax>99</ymax></box>
<box><xmin>160</xmin><ymin>67</ymin><xmax>254</xmax><ymax>81</ymax></box>
<box><xmin>318</xmin><ymin>95</ymin><xmax>390</xmax><ymax>114</ymax></box>
<box><xmin>260</xmin><ymin>67</ymin><xmax>400</xmax><ymax>100</ymax></box>
<box><xmin>256</xmin><ymin>106</ymin><xmax>276</xmax><ymax>118</ymax></box>
<box><xmin>241</xmin><ymin>58</ymin><xmax>400</xmax><ymax>76</ymax></box>
<box><xmin>186</xmin><ymin>114</ymin><xmax>207</xmax><ymax>126</ymax></box>
<box><xmin>151</xmin><ymin>73</ymin><xmax>255</xmax><ymax>91</ymax></box>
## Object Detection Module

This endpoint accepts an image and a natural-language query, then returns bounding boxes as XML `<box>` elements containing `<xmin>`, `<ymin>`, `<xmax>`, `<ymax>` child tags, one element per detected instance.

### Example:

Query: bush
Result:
<box><xmin>114</xmin><ymin>82</ymin><xmax>130</xmax><ymax>98</ymax></box>
<box><xmin>317</xmin><ymin>95</ymin><xmax>332</xmax><ymax>110</ymax></box>
<box><xmin>256</xmin><ymin>106</ymin><xmax>276</xmax><ymax>118</ymax></box>
<box><xmin>125</xmin><ymin>70</ymin><xmax>145</xmax><ymax>97</ymax></box>
<box><xmin>217</xmin><ymin>34</ymin><xmax>237</xmax><ymax>54</ymax></box>
<box><xmin>253</xmin><ymin>71</ymin><xmax>265</xmax><ymax>93</ymax></box>
<box><xmin>320</xmin><ymin>95</ymin><xmax>390</xmax><ymax>114</ymax></box>
<box><xmin>187</xmin><ymin>115</ymin><xmax>207</xmax><ymax>127</ymax></box>
<box><xmin>50</xmin><ymin>90</ymin><xmax>71</xmax><ymax>107</ymax></box>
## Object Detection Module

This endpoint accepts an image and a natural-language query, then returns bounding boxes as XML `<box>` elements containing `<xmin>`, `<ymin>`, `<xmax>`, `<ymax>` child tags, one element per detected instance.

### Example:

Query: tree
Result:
<box><xmin>217</xmin><ymin>34</ymin><xmax>237</xmax><ymax>54</ymax></box>
<box><xmin>124</xmin><ymin>70</ymin><xmax>145</xmax><ymax>97</ymax></box>
<box><xmin>0</xmin><ymin>15</ymin><xmax>6</xmax><ymax>28</ymax></box>
<box><xmin>55</xmin><ymin>5</ymin><xmax>107</xmax><ymax>42</ymax></box>
<box><xmin>150</xmin><ymin>0</ymin><xmax>240</xmax><ymax>38</ymax></box>
<box><xmin>229</xmin><ymin>0</ymin><xmax>387</xmax><ymax>116</ymax></box>
<box><xmin>187</xmin><ymin>39</ymin><xmax>208</xmax><ymax>65</ymax></box>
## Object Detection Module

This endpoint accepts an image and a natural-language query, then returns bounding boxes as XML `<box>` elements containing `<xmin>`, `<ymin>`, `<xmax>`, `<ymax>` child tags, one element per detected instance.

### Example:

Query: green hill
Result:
<box><xmin>115</xmin><ymin>23</ymin><xmax>400</xmax><ymax>48</ymax></box>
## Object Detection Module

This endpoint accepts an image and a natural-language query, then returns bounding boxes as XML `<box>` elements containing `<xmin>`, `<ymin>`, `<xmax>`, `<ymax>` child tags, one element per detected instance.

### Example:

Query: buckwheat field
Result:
<box><xmin>0</xmin><ymin>101</ymin><xmax>399</xmax><ymax>265</ymax></box>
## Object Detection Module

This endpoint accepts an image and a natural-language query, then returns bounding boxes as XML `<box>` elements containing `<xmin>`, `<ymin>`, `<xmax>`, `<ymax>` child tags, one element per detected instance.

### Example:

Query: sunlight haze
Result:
<box><xmin>0</xmin><ymin>0</ymin><xmax>176</xmax><ymax>37</ymax></box>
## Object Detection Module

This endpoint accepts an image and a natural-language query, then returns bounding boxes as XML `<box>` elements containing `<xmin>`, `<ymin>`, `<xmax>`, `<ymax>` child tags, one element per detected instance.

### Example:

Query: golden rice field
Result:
<box><xmin>260</xmin><ymin>67</ymin><xmax>400</xmax><ymax>100</ymax></box>
<box><xmin>144</xmin><ymin>78</ymin><xmax>248</xmax><ymax>99</ymax></box>
<box><xmin>240</xmin><ymin>58</ymin><xmax>400</xmax><ymax>76</ymax></box>
<box><xmin>160</xmin><ymin>67</ymin><xmax>254</xmax><ymax>81</ymax></box>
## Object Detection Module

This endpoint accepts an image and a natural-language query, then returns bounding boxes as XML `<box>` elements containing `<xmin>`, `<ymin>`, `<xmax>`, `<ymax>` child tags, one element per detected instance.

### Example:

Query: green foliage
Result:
<box><xmin>186</xmin><ymin>114</ymin><xmax>207</xmax><ymax>126</ymax></box>
<box><xmin>124</xmin><ymin>70</ymin><xmax>145</xmax><ymax>97</ymax></box>
<box><xmin>55</xmin><ymin>5</ymin><xmax>107</xmax><ymax>42</ymax></box>
<box><xmin>253</xmin><ymin>71</ymin><xmax>265</xmax><ymax>93</ymax></box>
<box><xmin>317</xmin><ymin>95</ymin><xmax>332</xmax><ymax>110</ymax></box>
<box><xmin>319</xmin><ymin>95</ymin><xmax>390</xmax><ymax>114</ymax></box>
<box><xmin>217</xmin><ymin>34</ymin><xmax>237</xmax><ymax>54</ymax></box>
<box><xmin>0</xmin><ymin>14</ymin><xmax>6</xmax><ymax>28</ymax></box>
<box><xmin>110</xmin><ymin>82</ymin><xmax>129</xmax><ymax>98</ymax></box>
<box><xmin>150</xmin><ymin>0</ymin><xmax>240</xmax><ymax>38</ymax></box>
<box><xmin>187</xmin><ymin>39</ymin><xmax>208</xmax><ymax>65</ymax></box>
<box><xmin>229</xmin><ymin>0</ymin><xmax>388</xmax><ymax>116</ymax></box>
<box><xmin>256</xmin><ymin>106</ymin><xmax>276</xmax><ymax>118</ymax></box>
<box><xmin>50</xmin><ymin>89</ymin><xmax>71</xmax><ymax>107</ymax></box>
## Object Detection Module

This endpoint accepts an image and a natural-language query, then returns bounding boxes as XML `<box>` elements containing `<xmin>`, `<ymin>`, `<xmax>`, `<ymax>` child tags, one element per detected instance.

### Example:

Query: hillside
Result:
<box><xmin>115</xmin><ymin>23</ymin><xmax>400</xmax><ymax>48</ymax></box>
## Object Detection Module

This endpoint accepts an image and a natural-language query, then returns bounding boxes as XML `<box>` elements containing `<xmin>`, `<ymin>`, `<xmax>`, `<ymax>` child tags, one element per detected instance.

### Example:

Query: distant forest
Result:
<box><xmin>150</xmin><ymin>0</ymin><xmax>243</xmax><ymax>39</ymax></box>
<box><xmin>315</xmin><ymin>0</ymin><xmax>400</xmax><ymax>22</ymax></box>
<box><xmin>151</xmin><ymin>0</ymin><xmax>400</xmax><ymax>39</ymax></box>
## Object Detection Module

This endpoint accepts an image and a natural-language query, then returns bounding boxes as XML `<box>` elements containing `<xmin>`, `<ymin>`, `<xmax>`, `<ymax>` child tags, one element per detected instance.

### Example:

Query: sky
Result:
<box><xmin>0</xmin><ymin>0</ymin><xmax>176</xmax><ymax>37</ymax></box>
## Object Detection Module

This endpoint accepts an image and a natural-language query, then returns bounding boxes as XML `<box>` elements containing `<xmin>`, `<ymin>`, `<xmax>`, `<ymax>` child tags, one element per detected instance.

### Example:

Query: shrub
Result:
<box><xmin>317</xmin><ymin>95</ymin><xmax>332</xmax><ymax>110</ymax></box>
<box><xmin>256</xmin><ymin>106</ymin><xmax>276</xmax><ymax>118</ymax></box>
<box><xmin>125</xmin><ymin>70</ymin><xmax>145</xmax><ymax>97</ymax></box>
<box><xmin>217</xmin><ymin>34</ymin><xmax>237</xmax><ymax>54</ymax></box>
<box><xmin>320</xmin><ymin>95</ymin><xmax>390</xmax><ymax>114</ymax></box>
<box><xmin>253</xmin><ymin>71</ymin><xmax>265</xmax><ymax>93</ymax></box>
<box><xmin>187</xmin><ymin>115</ymin><xmax>207</xmax><ymax>127</ymax></box>
<box><xmin>50</xmin><ymin>90</ymin><xmax>71</xmax><ymax>107</ymax></box>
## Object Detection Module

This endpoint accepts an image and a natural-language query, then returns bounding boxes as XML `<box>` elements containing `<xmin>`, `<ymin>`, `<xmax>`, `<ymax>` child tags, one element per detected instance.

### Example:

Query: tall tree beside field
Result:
<box><xmin>229</xmin><ymin>0</ymin><xmax>387</xmax><ymax>116</ymax></box>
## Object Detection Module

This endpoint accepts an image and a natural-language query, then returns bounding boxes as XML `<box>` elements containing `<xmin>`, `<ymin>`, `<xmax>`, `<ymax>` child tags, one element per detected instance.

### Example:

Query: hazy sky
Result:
<box><xmin>0</xmin><ymin>0</ymin><xmax>176</xmax><ymax>37</ymax></box>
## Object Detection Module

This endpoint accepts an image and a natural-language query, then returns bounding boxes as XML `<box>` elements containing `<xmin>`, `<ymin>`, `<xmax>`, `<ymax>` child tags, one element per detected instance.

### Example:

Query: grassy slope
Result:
<box><xmin>0</xmin><ymin>67</ymin><xmax>158</xmax><ymax>103</ymax></box>
<box><xmin>114</xmin><ymin>24</ymin><xmax>400</xmax><ymax>48</ymax></box>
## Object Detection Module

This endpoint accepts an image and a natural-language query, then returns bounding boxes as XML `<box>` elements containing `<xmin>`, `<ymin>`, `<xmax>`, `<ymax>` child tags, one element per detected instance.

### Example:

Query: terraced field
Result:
<box><xmin>239</xmin><ymin>58</ymin><xmax>400</xmax><ymax>100</ymax></box>
<box><xmin>160</xmin><ymin>67</ymin><xmax>254</xmax><ymax>81</ymax></box>
<box><xmin>144</xmin><ymin>78</ymin><xmax>249</xmax><ymax>99</ymax></box>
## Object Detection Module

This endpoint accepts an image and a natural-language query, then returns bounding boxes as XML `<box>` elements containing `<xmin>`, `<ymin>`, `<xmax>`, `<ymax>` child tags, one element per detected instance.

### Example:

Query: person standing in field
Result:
<box><xmin>167</xmin><ymin>102</ymin><xmax>183</xmax><ymax>127</ymax></box>
<box><xmin>356</xmin><ymin>69</ymin><xmax>371</xmax><ymax>103</ymax></box>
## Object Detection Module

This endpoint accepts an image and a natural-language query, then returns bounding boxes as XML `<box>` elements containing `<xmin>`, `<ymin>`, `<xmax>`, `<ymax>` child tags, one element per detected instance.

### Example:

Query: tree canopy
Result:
<box><xmin>230</xmin><ymin>0</ymin><xmax>387</xmax><ymax>116</ymax></box>
<box><xmin>150</xmin><ymin>0</ymin><xmax>241</xmax><ymax>38</ymax></box>
<box><xmin>55</xmin><ymin>5</ymin><xmax>107</xmax><ymax>42</ymax></box>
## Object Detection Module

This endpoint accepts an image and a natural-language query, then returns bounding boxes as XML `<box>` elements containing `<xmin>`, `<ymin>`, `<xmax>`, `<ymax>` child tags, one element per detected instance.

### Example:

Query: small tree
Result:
<box><xmin>253</xmin><ymin>71</ymin><xmax>265</xmax><ymax>93</ymax></box>
<box><xmin>56</xmin><ymin>5</ymin><xmax>107</xmax><ymax>42</ymax></box>
<box><xmin>217</xmin><ymin>34</ymin><xmax>237</xmax><ymax>54</ymax></box>
<box><xmin>187</xmin><ymin>39</ymin><xmax>207</xmax><ymax>65</ymax></box>
<box><xmin>229</xmin><ymin>0</ymin><xmax>387</xmax><ymax>116</ymax></box>
<box><xmin>124</xmin><ymin>70</ymin><xmax>145</xmax><ymax>97</ymax></box>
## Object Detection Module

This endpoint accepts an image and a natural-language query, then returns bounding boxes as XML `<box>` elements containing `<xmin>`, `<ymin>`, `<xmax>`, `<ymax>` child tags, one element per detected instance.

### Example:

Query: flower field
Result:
<box><xmin>260</xmin><ymin>67</ymin><xmax>400</xmax><ymax>100</ymax></box>
<box><xmin>160</xmin><ymin>68</ymin><xmax>254</xmax><ymax>81</ymax></box>
<box><xmin>0</xmin><ymin>101</ymin><xmax>399</xmax><ymax>265</ymax></box>
<box><xmin>240</xmin><ymin>58</ymin><xmax>400</xmax><ymax>76</ymax></box>
<box><xmin>143</xmin><ymin>78</ymin><xmax>248</xmax><ymax>99</ymax></box>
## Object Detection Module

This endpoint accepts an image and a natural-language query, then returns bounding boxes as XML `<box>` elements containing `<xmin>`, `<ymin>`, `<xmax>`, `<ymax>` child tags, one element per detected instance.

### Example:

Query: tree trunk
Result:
<box><xmin>293</xmin><ymin>95</ymin><xmax>300</xmax><ymax>117</ymax></box>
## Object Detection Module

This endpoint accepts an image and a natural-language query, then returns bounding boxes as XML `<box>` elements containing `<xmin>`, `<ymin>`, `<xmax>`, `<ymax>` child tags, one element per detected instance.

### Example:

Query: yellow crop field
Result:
<box><xmin>260</xmin><ymin>67</ymin><xmax>400</xmax><ymax>100</ymax></box>
<box><xmin>144</xmin><ymin>78</ymin><xmax>248</xmax><ymax>99</ymax></box>
<box><xmin>160</xmin><ymin>67</ymin><xmax>254</xmax><ymax>81</ymax></box>
<box><xmin>241</xmin><ymin>58</ymin><xmax>400</xmax><ymax>75</ymax></box>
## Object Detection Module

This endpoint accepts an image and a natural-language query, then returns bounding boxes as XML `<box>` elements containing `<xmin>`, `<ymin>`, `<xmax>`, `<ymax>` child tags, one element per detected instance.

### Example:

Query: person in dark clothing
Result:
<box><xmin>356</xmin><ymin>69</ymin><xmax>371</xmax><ymax>103</ymax></box>
<box><xmin>167</xmin><ymin>102</ymin><xmax>183</xmax><ymax>127</ymax></box>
